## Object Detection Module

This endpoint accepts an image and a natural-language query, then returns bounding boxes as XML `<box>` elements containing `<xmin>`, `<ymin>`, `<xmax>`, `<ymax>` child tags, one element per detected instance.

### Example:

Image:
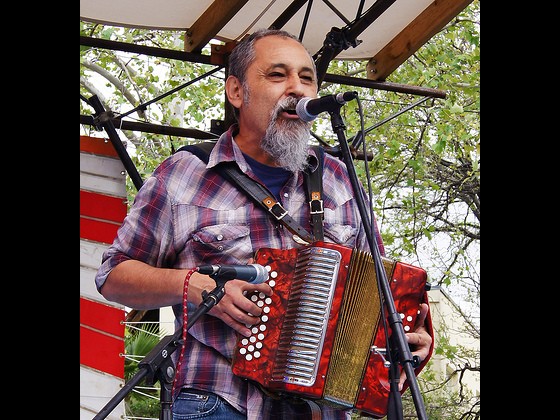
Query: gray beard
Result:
<box><xmin>261</xmin><ymin>98</ymin><xmax>312</xmax><ymax>173</ymax></box>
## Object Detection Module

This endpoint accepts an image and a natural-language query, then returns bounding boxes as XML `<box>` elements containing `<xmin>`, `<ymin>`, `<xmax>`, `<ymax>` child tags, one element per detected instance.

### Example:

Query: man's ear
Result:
<box><xmin>225</xmin><ymin>75</ymin><xmax>243</xmax><ymax>109</ymax></box>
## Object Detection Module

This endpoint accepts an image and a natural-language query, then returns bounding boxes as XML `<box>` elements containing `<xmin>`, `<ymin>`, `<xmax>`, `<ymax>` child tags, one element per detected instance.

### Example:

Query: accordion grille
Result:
<box><xmin>270</xmin><ymin>246</ymin><xmax>342</xmax><ymax>386</ymax></box>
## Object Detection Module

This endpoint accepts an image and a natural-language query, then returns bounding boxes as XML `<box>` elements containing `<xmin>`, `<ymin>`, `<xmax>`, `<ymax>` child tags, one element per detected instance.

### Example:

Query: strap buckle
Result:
<box><xmin>309</xmin><ymin>199</ymin><xmax>324</xmax><ymax>215</ymax></box>
<box><xmin>309</xmin><ymin>191</ymin><xmax>324</xmax><ymax>215</ymax></box>
<box><xmin>263</xmin><ymin>196</ymin><xmax>288</xmax><ymax>220</ymax></box>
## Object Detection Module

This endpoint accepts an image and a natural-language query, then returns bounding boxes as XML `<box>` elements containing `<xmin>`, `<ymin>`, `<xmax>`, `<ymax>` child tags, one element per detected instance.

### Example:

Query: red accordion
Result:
<box><xmin>231</xmin><ymin>241</ymin><xmax>433</xmax><ymax>418</ymax></box>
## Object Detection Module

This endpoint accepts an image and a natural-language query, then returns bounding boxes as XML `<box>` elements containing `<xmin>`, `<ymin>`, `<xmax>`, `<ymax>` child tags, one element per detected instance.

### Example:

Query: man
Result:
<box><xmin>96</xmin><ymin>28</ymin><xmax>432</xmax><ymax>419</ymax></box>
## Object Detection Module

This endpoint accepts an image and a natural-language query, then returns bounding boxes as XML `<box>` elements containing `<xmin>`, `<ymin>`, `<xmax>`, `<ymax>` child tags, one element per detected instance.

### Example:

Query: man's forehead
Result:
<box><xmin>253</xmin><ymin>36</ymin><xmax>314</xmax><ymax>70</ymax></box>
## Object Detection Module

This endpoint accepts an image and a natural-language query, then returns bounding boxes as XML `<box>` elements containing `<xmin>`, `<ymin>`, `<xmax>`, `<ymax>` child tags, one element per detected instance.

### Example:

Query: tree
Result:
<box><xmin>80</xmin><ymin>1</ymin><xmax>480</xmax><ymax>417</ymax></box>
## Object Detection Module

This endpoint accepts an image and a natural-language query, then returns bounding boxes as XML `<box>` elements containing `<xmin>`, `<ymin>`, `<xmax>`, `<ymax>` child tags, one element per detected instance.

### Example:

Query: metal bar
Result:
<box><xmin>269</xmin><ymin>0</ymin><xmax>310</xmax><ymax>29</ymax></box>
<box><xmin>87</xmin><ymin>95</ymin><xmax>144</xmax><ymax>190</ymax></box>
<box><xmin>80</xmin><ymin>35</ymin><xmax>213</xmax><ymax>65</ymax></box>
<box><xmin>119</xmin><ymin>66</ymin><xmax>223</xmax><ymax>119</ymax></box>
<box><xmin>80</xmin><ymin>114</ymin><xmax>219</xmax><ymax>140</ymax></box>
<box><xmin>322</xmin><ymin>73</ymin><xmax>446</xmax><ymax>98</ymax></box>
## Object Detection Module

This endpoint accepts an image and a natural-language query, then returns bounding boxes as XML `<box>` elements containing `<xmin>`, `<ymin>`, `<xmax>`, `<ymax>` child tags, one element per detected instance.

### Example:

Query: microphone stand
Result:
<box><xmin>92</xmin><ymin>282</ymin><xmax>227</xmax><ymax>420</ymax></box>
<box><xmin>327</xmin><ymin>106</ymin><xmax>428</xmax><ymax>420</ymax></box>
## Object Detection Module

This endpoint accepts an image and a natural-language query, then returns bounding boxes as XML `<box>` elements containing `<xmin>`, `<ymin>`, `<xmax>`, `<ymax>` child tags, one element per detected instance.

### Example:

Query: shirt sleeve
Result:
<box><xmin>94</xmin><ymin>173</ymin><xmax>176</xmax><ymax>292</ymax></box>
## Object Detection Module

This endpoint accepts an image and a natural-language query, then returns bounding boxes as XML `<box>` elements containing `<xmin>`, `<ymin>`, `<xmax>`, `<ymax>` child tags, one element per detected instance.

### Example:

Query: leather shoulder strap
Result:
<box><xmin>219</xmin><ymin>163</ymin><xmax>315</xmax><ymax>244</ymax></box>
<box><xmin>177</xmin><ymin>142</ymin><xmax>315</xmax><ymax>244</ymax></box>
<box><xmin>304</xmin><ymin>145</ymin><xmax>325</xmax><ymax>241</ymax></box>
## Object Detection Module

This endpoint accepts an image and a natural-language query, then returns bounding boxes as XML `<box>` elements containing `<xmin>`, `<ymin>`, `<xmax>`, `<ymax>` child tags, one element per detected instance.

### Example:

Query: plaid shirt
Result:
<box><xmin>96</xmin><ymin>124</ymin><xmax>385</xmax><ymax>419</ymax></box>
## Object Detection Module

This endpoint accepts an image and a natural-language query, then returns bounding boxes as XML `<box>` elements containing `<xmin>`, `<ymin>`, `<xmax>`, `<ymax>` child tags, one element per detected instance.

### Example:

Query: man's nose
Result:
<box><xmin>285</xmin><ymin>74</ymin><xmax>307</xmax><ymax>97</ymax></box>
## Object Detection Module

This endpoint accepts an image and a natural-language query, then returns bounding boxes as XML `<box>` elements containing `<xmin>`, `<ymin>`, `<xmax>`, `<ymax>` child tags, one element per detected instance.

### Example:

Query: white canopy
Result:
<box><xmin>80</xmin><ymin>0</ymin><xmax>473</xmax><ymax>80</ymax></box>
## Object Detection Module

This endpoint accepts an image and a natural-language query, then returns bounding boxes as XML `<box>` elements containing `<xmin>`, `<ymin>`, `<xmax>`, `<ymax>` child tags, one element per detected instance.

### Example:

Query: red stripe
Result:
<box><xmin>80</xmin><ymin>135</ymin><xmax>119</xmax><ymax>157</ymax></box>
<box><xmin>80</xmin><ymin>217</ymin><xmax>120</xmax><ymax>244</ymax></box>
<box><xmin>80</xmin><ymin>136</ymin><xmax>127</xmax><ymax>382</ymax></box>
<box><xmin>80</xmin><ymin>297</ymin><xmax>125</xmax><ymax>337</ymax></box>
<box><xmin>80</xmin><ymin>190</ymin><xmax>127</xmax><ymax>223</ymax></box>
<box><xmin>80</xmin><ymin>326</ymin><xmax>125</xmax><ymax>378</ymax></box>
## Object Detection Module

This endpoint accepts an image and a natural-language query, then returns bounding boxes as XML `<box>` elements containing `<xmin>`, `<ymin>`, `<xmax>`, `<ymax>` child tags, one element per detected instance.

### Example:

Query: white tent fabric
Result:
<box><xmin>80</xmin><ymin>0</ymin><xmax>434</xmax><ymax>60</ymax></box>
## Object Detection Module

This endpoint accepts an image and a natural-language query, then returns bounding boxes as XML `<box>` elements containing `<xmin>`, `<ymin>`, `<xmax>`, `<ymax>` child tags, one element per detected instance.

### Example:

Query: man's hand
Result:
<box><xmin>399</xmin><ymin>302</ymin><xmax>432</xmax><ymax>390</ymax></box>
<box><xmin>208</xmin><ymin>279</ymin><xmax>273</xmax><ymax>337</ymax></box>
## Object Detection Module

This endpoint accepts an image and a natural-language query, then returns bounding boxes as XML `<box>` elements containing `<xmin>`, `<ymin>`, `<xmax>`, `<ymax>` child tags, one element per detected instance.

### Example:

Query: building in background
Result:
<box><xmin>427</xmin><ymin>285</ymin><xmax>480</xmax><ymax>395</ymax></box>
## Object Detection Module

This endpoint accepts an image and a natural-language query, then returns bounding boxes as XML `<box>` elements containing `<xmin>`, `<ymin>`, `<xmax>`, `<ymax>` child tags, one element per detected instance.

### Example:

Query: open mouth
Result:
<box><xmin>284</xmin><ymin>108</ymin><xmax>297</xmax><ymax>115</ymax></box>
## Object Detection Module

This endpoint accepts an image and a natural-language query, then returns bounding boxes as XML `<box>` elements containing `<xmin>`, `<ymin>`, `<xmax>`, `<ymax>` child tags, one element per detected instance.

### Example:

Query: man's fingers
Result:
<box><xmin>398</xmin><ymin>303</ymin><xmax>432</xmax><ymax>391</ymax></box>
<box><xmin>415</xmin><ymin>302</ymin><xmax>429</xmax><ymax>327</ymax></box>
<box><xmin>403</xmin><ymin>303</ymin><xmax>431</xmax><ymax>362</ymax></box>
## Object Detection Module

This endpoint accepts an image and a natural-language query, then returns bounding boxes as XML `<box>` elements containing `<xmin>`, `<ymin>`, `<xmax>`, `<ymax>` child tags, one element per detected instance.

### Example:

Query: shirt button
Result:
<box><xmin>283</xmin><ymin>193</ymin><xmax>289</xmax><ymax>198</ymax></box>
<box><xmin>216</xmin><ymin>234</ymin><xmax>224</xmax><ymax>241</ymax></box>
<box><xmin>217</xmin><ymin>245</ymin><xmax>224</xmax><ymax>251</ymax></box>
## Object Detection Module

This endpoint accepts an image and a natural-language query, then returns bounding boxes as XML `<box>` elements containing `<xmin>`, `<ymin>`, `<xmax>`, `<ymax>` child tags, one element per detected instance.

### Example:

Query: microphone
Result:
<box><xmin>295</xmin><ymin>91</ymin><xmax>358</xmax><ymax>122</ymax></box>
<box><xmin>197</xmin><ymin>264</ymin><xmax>269</xmax><ymax>284</ymax></box>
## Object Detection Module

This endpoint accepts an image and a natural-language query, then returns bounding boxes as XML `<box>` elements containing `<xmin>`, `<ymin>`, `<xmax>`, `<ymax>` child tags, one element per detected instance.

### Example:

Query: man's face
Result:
<box><xmin>237</xmin><ymin>35</ymin><xmax>318</xmax><ymax>142</ymax></box>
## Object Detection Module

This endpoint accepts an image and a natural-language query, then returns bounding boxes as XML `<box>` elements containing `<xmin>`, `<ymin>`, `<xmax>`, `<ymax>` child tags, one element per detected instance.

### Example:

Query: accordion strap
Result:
<box><xmin>304</xmin><ymin>145</ymin><xmax>324</xmax><ymax>241</ymax></box>
<box><xmin>177</xmin><ymin>142</ymin><xmax>324</xmax><ymax>244</ymax></box>
<box><xmin>219</xmin><ymin>161</ymin><xmax>316</xmax><ymax>244</ymax></box>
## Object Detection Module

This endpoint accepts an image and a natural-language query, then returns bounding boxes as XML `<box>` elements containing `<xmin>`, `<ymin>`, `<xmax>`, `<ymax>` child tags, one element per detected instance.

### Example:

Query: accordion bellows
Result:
<box><xmin>231</xmin><ymin>241</ymin><xmax>431</xmax><ymax>418</ymax></box>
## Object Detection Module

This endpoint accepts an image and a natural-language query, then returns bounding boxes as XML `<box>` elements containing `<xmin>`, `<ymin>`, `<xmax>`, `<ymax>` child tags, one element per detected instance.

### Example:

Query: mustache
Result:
<box><xmin>271</xmin><ymin>96</ymin><xmax>302</xmax><ymax>120</ymax></box>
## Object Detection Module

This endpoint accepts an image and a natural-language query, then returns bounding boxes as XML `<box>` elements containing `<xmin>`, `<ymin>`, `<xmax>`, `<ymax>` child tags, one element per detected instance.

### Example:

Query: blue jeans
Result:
<box><xmin>172</xmin><ymin>388</ymin><xmax>245</xmax><ymax>419</ymax></box>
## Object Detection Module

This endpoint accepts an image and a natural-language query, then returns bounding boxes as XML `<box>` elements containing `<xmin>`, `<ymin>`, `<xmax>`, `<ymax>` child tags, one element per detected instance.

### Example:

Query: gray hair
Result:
<box><xmin>227</xmin><ymin>28</ymin><xmax>316</xmax><ymax>119</ymax></box>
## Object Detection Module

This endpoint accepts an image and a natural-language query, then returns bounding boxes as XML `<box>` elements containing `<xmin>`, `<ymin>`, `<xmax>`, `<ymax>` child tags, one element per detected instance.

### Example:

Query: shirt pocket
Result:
<box><xmin>190</xmin><ymin>223</ymin><xmax>253</xmax><ymax>264</ymax></box>
<box><xmin>323</xmin><ymin>223</ymin><xmax>358</xmax><ymax>248</ymax></box>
